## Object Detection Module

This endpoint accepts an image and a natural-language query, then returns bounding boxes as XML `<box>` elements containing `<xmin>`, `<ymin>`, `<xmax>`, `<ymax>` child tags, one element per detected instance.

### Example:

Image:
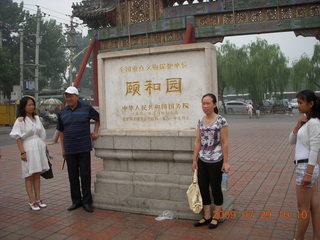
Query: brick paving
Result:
<box><xmin>0</xmin><ymin>114</ymin><xmax>318</xmax><ymax>240</ymax></box>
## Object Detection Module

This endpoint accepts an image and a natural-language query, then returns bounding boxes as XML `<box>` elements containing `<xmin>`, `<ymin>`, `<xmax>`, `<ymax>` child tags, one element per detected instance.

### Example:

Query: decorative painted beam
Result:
<box><xmin>98</xmin><ymin>16</ymin><xmax>187</xmax><ymax>40</ymax></box>
<box><xmin>195</xmin><ymin>16</ymin><xmax>320</xmax><ymax>37</ymax></box>
<box><xmin>164</xmin><ymin>0</ymin><xmax>320</xmax><ymax>18</ymax></box>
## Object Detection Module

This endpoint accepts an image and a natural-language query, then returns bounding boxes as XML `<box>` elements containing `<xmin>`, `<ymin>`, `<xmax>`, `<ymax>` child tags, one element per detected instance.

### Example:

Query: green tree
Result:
<box><xmin>0</xmin><ymin>48</ymin><xmax>19</xmax><ymax>98</ymax></box>
<box><xmin>22</xmin><ymin>13</ymin><xmax>68</xmax><ymax>91</ymax></box>
<box><xmin>217</xmin><ymin>41</ymin><xmax>248</xmax><ymax>112</ymax></box>
<box><xmin>0</xmin><ymin>0</ymin><xmax>24</xmax><ymax>98</ymax></box>
<box><xmin>0</xmin><ymin>0</ymin><xmax>24</xmax><ymax>49</ymax></box>
<box><xmin>311</xmin><ymin>44</ymin><xmax>320</xmax><ymax>89</ymax></box>
<box><xmin>0</xmin><ymin>0</ymin><xmax>68</xmax><ymax>99</ymax></box>
<box><xmin>246</xmin><ymin>39</ymin><xmax>289</xmax><ymax>103</ymax></box>
<box><xmin>291</xmin><ymin>55</ymin><xmax>314</xmax><ymax>91</ymax></box>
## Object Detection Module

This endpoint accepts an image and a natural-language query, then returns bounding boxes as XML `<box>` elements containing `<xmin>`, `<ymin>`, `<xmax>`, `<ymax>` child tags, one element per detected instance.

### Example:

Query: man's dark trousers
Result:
<box><xmin>65</xmin><ymin>152</ymin><xmax>92</xmax><ymax>205</ymax></box>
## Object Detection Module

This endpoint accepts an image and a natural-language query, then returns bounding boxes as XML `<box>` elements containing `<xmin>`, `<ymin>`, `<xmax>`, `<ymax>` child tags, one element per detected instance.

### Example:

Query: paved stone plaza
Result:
<box><xmin>0</xmin><ymin>114</ymin><xmax>317</xmax><ymax>240</ymax></box>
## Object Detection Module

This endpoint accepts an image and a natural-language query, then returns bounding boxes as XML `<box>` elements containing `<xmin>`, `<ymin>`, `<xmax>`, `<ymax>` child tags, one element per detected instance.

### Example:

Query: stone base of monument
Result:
<box><xmin>93</xmin><ymin>134</ymin><xmax>234</xmax><ymax>220</ymax></box>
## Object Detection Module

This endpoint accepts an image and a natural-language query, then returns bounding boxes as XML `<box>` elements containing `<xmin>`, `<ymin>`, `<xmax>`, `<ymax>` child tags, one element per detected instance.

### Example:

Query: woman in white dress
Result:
<box><xmin>10</xmin><ymin>96</ymin><xmax>49</xmax><ymax>211</ymax></box>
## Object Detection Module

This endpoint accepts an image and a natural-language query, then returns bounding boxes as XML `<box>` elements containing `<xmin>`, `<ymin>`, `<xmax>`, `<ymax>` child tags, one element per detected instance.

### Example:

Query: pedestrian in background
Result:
<box><xmin>289</xmin><ymin>89</ymin><xmax>320</xmax><ymax>240</ymax></box>
<box><xmin>57</xmin><ymin>86</ymin><xmax>100</xmax><ymax>213</ymax></box>
<box><xmin>255</xmin><ymin>103</ymin><xmax>261</xmax><ymax>118</ymax></box>
<box><xmin>288</xmin><ymin>101</ymin><xmax>293</xmax><ymax>117</ymax></box>
<box><xmin>10</xmin><ymin>96</ymin><xmax>49</xmax><ymax>211</ymax></box>
<box><xmin>246</xmin><ymin>103</ymin><xmax>253</xmax><ymax>118</ymax></box>
<box><xmin>192</xmin><ymin>93</ymin><xmax>230</xmax><ymax>229</ymax></box>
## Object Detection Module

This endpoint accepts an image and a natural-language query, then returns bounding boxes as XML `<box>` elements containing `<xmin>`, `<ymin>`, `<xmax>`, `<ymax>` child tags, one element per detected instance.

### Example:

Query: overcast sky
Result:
<box><xmin>13</xmin><ymin>0</ymin><xmax>319</xmax><ymax>65</ymax></box>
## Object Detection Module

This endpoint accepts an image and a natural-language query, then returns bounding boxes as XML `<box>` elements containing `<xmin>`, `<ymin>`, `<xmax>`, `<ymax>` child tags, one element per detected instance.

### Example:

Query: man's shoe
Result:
<box><xmin>67</xmin><ymin>202</ymin><xmax>82</xmax><ymax>211</ymax></box>
<box><xmin>83</xmin><ymin>203</ymin><xmax>94</xmax><ymax>213</ymax></box>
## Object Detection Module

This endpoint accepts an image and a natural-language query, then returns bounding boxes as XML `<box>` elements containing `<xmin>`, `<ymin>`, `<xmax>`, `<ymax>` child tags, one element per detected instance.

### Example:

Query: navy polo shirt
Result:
<box><xmin>57</xmin><ymin>101</ymin><xmax>100</xmax><ymax>154</ymax></box>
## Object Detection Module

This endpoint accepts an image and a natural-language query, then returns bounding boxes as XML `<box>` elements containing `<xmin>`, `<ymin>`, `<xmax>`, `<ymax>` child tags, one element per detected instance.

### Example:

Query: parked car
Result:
<box><xmin>222</xmin><ymin>101</ymin><xmax>248</xmax><ymax>113</ymax></box>
<box><xmin>290</xmin><ymin>98</ymin><xmax>298</xmax><ymax>108</ymax></box>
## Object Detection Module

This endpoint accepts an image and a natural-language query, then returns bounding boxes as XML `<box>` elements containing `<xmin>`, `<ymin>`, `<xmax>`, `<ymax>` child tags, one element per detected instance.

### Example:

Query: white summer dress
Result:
<box><xmin>10</xmin><ymin>116</ymin><xmax>49</xmax><ymax>178</ymax></box>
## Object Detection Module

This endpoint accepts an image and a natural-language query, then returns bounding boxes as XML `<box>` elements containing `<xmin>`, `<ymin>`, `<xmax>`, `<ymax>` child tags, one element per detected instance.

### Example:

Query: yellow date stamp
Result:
<box><xmin>213</xmin><ymin>210</ymin><xmax>309</xmax><ymax>220</ymax></box>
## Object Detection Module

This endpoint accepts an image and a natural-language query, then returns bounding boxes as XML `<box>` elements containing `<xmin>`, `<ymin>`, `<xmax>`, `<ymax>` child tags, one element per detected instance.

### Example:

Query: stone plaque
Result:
<box><xmin>98</xmin><ymin>43</ymin><xmax>217</xmax><ymax>135</ymax></box>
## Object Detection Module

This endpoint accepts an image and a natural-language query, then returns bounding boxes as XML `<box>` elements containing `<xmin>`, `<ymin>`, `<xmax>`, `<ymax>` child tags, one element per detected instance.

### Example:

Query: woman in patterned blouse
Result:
<box><xmin>192</xmin><ymin>93</ymin><xmax>230</xmax><ymax>229</ymax></box>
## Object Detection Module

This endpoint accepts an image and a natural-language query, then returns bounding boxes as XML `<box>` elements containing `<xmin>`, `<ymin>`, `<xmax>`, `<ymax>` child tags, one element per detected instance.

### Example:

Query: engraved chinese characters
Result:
<box><xmin>99</xmin><ymin>43</ymin><xmax>217</xmax><ymax>132</ymax></box>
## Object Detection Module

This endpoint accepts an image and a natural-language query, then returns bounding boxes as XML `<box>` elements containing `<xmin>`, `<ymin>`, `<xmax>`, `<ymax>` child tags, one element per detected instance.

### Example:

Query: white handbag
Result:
<box><xmin>186</xmin><ymin>169</ymin><xmax>203</xmax><ymax>214</ymax></box>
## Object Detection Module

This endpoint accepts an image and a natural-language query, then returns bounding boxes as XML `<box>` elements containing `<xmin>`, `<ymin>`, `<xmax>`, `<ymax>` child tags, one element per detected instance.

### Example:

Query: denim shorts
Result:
<box><xmin>295</xmin><ymin>163</ymin><xmax>319</xmax><ymax>187</ymax></box>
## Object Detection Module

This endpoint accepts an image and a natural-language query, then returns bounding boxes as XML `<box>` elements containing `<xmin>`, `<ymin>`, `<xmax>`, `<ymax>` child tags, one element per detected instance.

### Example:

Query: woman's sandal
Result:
<box><xmin>208</xmin><ymin>218</ymin><xmax>219</xmax><ymax>229</ymax></box>
<box><xmin>194</xmin><ymin>217</ymin><xmax>212</xmax><ymax>227</ymax></box>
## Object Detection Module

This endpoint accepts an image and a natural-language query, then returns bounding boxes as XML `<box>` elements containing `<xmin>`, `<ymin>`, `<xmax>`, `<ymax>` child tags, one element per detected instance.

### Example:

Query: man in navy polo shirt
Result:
<box><xmin>57</xmin><ymin>86</ymin><xmax>100</xmax><ymax>213</ymax></box>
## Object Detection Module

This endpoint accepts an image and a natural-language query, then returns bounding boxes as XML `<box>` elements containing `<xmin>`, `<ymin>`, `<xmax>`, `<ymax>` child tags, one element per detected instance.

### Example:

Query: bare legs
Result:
<box><xmin>203</xmin><ymin>204</ymin><xmax>211</xmax><ymax>220</ymax></box>
<box><xmin>198</xmin><ymin>204</ymin><xmax>222</xmax><ymax>224</ymax></box>
<box><xmin>212</xmin><ymin>205</ymin><xmax>222</xmax><ymax>224</ymax></box>
<box><xmin>311</xmin><ymin>189</ymin><xmax>320</xmax><ymax>240</ymax></box>
<box><xmin>295</xmin><ymin>185</ymin><xmax>320</xmax><ymax>240</ymax></box>
<box><xmin>25</xmin><ymin>173</ymin><xmax>41</xmax><ymax>203</ymax></box>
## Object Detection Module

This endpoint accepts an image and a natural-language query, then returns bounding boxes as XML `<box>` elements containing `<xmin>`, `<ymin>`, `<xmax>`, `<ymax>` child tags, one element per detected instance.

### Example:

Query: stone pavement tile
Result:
<box><xmin>0</xmin><ymin>221</ymin><xmax>10</xmax><ymax>230</ymax></box>
<box><xmin>254</xmin><ymin>219</ymin><xmax>277</xmax><ymax>230</ymax></box>
<box><xmin>283</xmin><ymin>201</ymin><xmax>297</xmax><ymax>208</ymax></box>
<box><xmin>85</xmin><ymin>222</ymin><xmax>116</xmax><ymax>233</ymax></box>
<box><xmin>68</xmin><ymin>221</ymin><xmax>93</xmax><ymax>231</ymax></box>
<box><xmin>135</xmin><ymin>229</ymin><xmax>160</xmax><ymax>240</ymax></box>
<box><xmin>1</xmin><ymin>233</ymin><xmax>29</xmax><ymax>240</ymax></box>
<box><xmin>188</xmin><ymin>227</ymin><xmax>229</xmax><ymax>239</ymax></box>
<box><xmin>32</xmin><ymin>216</ymin><xmax>63</xmax><ymax>229</ymax></box>
<box><xmin>58</xmin><ymin>227</ymin><xmax>80</xmax><ymax>235</ymax></box>
<box><xmin>140</xmin><ymin>215</ymin><xmax>158</xmax><ymax>225</ymax></box>
<box><xmin>64</xmin><ymin>236</ymin><xmax>83</xmax><ymax>240</ymax></box>
<box><xmin>94</xmin><ymin>224</ymin><xmax>127</xmax><ymax>240</ymax></box>
<box><xmin>271</xmin><ymin>230</ymin><xmax>295</xmax><ymax>239</ymax></box>
<box><xmin>160</xmin><ymin>224</ymin><xmax>191</xmax><ymax>237</ymax></box>
<box><xmin>274</xmin><ymin>222</ymin><xmax>296</xmax><ymax>232</ymax></box>
<box><xmin>277</xmin><ymin>214</ymin><xmax>297</xmax><ymax>224</ymax></box>
<box><xmin>248</xmin><ymin>237</ymin><xmax>271</xmax><ymax>240</ymax></box>
<box><xmin>1</xmin><ymin>223</ymin><xmax>27</xmax><ymax>233</ymax></box>
<box><xmin>19</xmin><ymin>237</ymin><xmax>41</xmax><ymax>240</ymax></box>
<box><xmin>32</xmin><ymin>229</ymin><xmax>57</xmax><ymax>239</ymax></box>
<box><xmin>233</xmin><ymin>219</ymin><xmax>256</xmax><ymax>229</ymax></box>
<box><xmin>224</xmin><ymin>226</ymin><xmax>253</xmax><ymax>239</ymax></box>
<box><xmin>45</xmin><ymin>233</ymin><xmax>69</xmax><ymax>240</ymax></box>
<box><xmin>149</xmin><ymin>219</ymin><xmax>183</xmax><ymax>233</ymax></box>
<box><xmin>40</xmin><ymin>222</ymin><xmax>67</xmax><ymax>233</ymax></box>
<box><xmin>156</xmin><ymin>233</ymin><xmax>184</xmax><ymax>240</ymax></box>
<box><xmin>107</xmin><ymin>229</ymin><xmax>144</xmax><ymax>240</ymax></box>
<box><xmin>250</xmin><ymin>226</ymin><xmax>273</xmax><ymax>238</ymax></box>
<box><xmin>0</xmin><ymin>230</ymin><xmax>10</xmax><ymax>239</ymax></box>
<box><xmin>12</xmin><ymin>225</ymin><xmax>39</xmax><ymax>236</ymax></box>
<box><xmin>72</xmin><ymin>229</ymin><xmax>99</xmax><ymax>239</ymax></box>
<box><xmin>179</xmin><ymin>236</ymin><xmax>203</xmax><ymax>240</ymax></box>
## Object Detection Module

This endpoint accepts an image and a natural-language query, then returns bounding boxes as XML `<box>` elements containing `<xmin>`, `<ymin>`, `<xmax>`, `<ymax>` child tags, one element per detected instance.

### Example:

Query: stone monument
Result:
<box><xmin>93</xmin><ymin>42</ymin><xmax>233</xmax><ymax>219</ymax></box>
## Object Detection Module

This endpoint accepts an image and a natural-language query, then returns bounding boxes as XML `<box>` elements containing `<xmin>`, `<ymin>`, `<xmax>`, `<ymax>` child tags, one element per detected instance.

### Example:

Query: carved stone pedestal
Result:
<box><xmin>93</xmin><ymin>133</ymin><xmax>234</xmax><ymax>220</ymax></box>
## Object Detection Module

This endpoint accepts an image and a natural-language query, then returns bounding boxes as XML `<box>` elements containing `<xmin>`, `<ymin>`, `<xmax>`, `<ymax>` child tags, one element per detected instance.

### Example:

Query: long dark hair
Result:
<box><xmin>202</xmin><ymin>93</ymin><xmax>219</xmax><ymax>114</ymax></box>
<box><xmin>18</xmin><ymin>96</ymin><xmax>36</xmax><ymax>120</ymax></box>
<box><xmin>296</xmin><ymin>89</ymin><xmax>320</xmax><ymax>119</ymax></box>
